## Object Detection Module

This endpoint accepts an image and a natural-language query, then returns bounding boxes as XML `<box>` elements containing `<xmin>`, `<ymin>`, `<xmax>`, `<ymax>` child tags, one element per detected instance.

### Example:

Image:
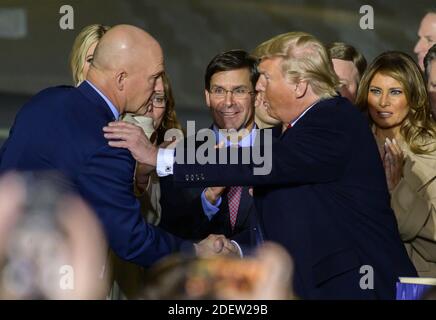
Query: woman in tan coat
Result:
<box><xmin>356</xmin><ymin>51</ymin><xmax>436</xmax><ymax>277</ymax></box>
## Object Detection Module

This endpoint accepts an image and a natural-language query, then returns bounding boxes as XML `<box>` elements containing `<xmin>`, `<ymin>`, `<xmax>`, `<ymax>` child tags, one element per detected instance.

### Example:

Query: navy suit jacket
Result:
<box><xmin>0</xmin><ymin>82</ymin><xmax>192</xmax><ymax>267</ymax></box>
<box><xmin>159</xmin><ymin>125</ymin><xmax>259</xmax><ymax>246</ymax></box>
<box><xmin>172</xmin><ymin>96</ymin><xmax>417</xmax><ymax>299</ymax></box>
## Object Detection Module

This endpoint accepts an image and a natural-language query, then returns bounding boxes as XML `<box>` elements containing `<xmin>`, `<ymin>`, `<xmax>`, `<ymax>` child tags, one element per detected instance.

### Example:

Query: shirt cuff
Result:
<box><xmin>231</xmin><ymin>240</ymin><xmax>243</xmax><ymax>258</ymax></box>
<box><xmin>200</xmin><ymin>189</ymin><xmax>222</xmax><ymax>220</ymax></box>
<box><xmin>156</xmin><ymin>148</ymin><xmax>175</xmax><ymax>177</ymax></box>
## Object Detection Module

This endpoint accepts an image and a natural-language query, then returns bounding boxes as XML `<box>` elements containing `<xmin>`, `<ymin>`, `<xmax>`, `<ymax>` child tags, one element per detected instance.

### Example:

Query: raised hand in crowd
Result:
<box><xmin>383</xmin><ymin>138</ymin><xmax>404</xmax><ymax>192</ymax></box>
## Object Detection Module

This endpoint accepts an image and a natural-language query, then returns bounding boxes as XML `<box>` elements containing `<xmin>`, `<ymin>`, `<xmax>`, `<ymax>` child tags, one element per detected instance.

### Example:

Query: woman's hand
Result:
<box><xmin>383</xmin><ymin>138</ymin><xmax>404</xmax><ymax>192</ymax></box>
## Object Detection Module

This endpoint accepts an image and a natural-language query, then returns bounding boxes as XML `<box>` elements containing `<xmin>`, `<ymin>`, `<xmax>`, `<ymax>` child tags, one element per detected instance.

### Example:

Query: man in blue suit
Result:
<box><xmin>0</xmin><ymin>25</ymin><xmax>234</xmax><ymax>268</ymax></box>
<box><xmin>104</xmin><ymin>32</ymin><xmax>417</xmax><ymax>299</ymax></box>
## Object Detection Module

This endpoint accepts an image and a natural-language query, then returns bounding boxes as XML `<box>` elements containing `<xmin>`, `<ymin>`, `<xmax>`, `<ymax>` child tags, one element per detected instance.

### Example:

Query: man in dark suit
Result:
<box><xmin>103</xmin><ymin>32</ymin><xmax>417</xmax><ymax>299</ymax></box>
<box><xmin>159</xmin><ymin>50</ymin><xmax>260</xmax><ymax>246</ymax></box>
<box><xmin>0</xmin><ymin>25</ymin><xmax>234</xmax><ymax>269</ymax></box>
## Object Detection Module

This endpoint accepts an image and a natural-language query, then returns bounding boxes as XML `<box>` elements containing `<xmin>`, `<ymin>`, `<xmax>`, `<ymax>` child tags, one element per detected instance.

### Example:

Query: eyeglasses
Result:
<box><xmin>209</xmin><ymin>86</ymin><xmax>255</xmax><ymax>99</ymax></box>
<box><xmin>150</xmin><ymin>94</ymin><xmax>166</xmax><ymax>109</ymax></box>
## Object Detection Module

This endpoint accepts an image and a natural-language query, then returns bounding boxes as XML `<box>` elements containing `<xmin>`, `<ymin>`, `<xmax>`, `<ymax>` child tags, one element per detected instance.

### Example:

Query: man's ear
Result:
<box><xmin>295</xmin><ymin>80</ymin><xmax>308</xmax><ymax>98</ymax></box>
<box><xmin>115</xmin><ymin>71</ymin><xmax>128</xmax><ymax>91</ymax></box>
<box><xmin>205</xmin><ymin>89</ymin><xmax>211</xmax><ymax>109</ymax></box>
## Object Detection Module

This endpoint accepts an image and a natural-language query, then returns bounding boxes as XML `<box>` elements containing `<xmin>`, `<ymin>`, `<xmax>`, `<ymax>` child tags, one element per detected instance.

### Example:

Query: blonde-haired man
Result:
<box><xmin>105</xmin><ymin>32</ymin><xmax>417</xmax><ymax>299</ymax></box>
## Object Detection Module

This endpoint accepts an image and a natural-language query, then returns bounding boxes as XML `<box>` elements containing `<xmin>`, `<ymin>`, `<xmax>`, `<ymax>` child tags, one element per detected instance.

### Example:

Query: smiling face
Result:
<box><xmin>414</xmin><ymin>13</ymin><xmax>436</xmax><ymax>70</ymax></box>
<box><xmin>205</xmin><ymin>68</ymin><xmax>255</xmax><ymax>131</ymax></box>
<box><xmin>367</xmin><ymin>72</ymin><xmax>409</xmax><ymax>134</ymax></box>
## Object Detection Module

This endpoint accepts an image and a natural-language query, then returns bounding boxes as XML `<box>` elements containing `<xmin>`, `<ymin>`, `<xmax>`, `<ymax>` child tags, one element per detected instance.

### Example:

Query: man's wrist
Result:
<box><xmin>204</xmin><ymin>187</ymin><xmax>219</xmax><ymax>205</ymax></box>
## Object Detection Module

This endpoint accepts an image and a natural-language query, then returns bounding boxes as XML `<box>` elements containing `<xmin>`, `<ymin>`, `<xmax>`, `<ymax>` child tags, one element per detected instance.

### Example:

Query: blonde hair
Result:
<box><xmin>355</xmin><ymin>51</ymin><xmax>436</xmax><ymax>154</ymax></box>
<box><xmin>253</xmin><ymin>32</ymin><xmax>340</xmax><ymax>99</ymax></box>
<box><xmin>69</xmin><ymin>24</ymin><xmax>111</xmax><ymax>86</ymax></box>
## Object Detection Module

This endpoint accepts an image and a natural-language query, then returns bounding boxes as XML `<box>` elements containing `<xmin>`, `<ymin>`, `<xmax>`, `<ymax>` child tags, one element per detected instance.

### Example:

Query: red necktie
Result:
<box><xmin>227</xmin><ymin>186</ymin><xmax>242</xmax><ymax>231</ymax></box>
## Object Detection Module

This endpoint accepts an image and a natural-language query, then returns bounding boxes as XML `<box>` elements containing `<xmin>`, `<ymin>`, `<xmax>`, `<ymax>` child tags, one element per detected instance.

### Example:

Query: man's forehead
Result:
<box><xmin>420</xmin><ymin>13</ymin><xmax>436</xmax><ymax>34</ymax></box>
<box><xmin>258</xmin><ymin>56</ymin><xmax>283</xmax><ymax>72</ymax></box>
<box><xmin>210</xmin><ymin>68</ymin><xmax>251</xmax><ymax>84</ymax></box>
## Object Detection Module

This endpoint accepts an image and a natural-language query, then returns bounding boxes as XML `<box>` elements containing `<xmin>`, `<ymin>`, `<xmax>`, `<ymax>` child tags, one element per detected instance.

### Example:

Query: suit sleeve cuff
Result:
<box><xmin>231</xmin><ymin>240</ymin><xmax>243</xmax><ymax>258</ymax></box>
<box><xmin>156</xmin><ymin>148</ymin><xmax>175</xmax><ymax>177</ymax></box>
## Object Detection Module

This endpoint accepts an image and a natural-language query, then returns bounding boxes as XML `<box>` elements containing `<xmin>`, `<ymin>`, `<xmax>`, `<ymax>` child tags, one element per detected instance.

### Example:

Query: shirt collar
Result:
<box><xmin>290</xmin><ymin>99</ymin><xmax>321</xmax><ymax>127</ymax></box>
<box><xmin>213</xmin><ymin>123</ymin><xmax>257</xmax><ymax>147</ymax></box>
<box><xmin>85</xmin><ymin>80</ymin><xmax>120</xmax><ymax>120</ymax></box>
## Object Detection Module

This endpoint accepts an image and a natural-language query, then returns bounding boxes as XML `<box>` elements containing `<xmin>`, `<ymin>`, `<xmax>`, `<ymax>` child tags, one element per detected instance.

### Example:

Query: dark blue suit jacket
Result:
<box><xmin>159</xmin><ymin>178</ymin><xmax>258</xmax><ymax>245</ymax></box>
<box><xmin>159</xmin><ymin>125</ymin><xmax>259</xmax><ymax>246</ymax></box>
<box><xmin>172</xmin><ymin>97</ymin><xmax>417</xmax><ymax>299</ymax></box>
<box><xmin>0</xmin><ymin>82</ymin><xmax>192</xmax><ymax>267</ymax></box>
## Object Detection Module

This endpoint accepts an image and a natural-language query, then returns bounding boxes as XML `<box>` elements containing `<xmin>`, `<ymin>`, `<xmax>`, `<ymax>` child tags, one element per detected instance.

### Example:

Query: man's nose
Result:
<box><xmin>256</xmin><ymin>76</ymin><xmax>266</xmax><ymax>92</ymax></box>
<box><xmin>224</xmin><ymin>91</ymin><xmax>234</xmax><ymax>106</ymax></box>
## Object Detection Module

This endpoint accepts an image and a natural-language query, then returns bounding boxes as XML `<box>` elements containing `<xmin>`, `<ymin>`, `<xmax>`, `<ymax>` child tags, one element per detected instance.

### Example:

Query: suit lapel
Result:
<box><xmin>234</xmin><ymin>187</ymin><xmax>251</xmax><ymax>228</ymax></box>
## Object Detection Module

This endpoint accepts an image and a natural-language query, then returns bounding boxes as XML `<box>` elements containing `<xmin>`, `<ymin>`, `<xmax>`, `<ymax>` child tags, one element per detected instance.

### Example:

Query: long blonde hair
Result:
<box><xmin>355</xmin><ymin>51</ymin><xmax>436</xmax><ymax>154</ymax></box>
<box><xmin>69</xmin><ymin>24</ymin><xmax>111</xmax><ymax>86</ymax></box>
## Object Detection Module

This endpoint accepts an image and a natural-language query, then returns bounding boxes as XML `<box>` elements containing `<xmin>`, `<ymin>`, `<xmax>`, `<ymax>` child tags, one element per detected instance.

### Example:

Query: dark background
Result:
<box><xmin>0</xmin><ymin>0</ymin><xmax>432</xmax><ymax>146</ymax></box>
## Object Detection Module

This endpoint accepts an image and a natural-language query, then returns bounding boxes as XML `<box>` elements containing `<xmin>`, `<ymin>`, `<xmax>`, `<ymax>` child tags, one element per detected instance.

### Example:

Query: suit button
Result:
<box><xmin>185</xmin><ymin>174</ymin><xmax>189</xmax><ymax>181</ymax></box>
<box><xmin>190</xmin><ymin>174</ymin><xmax>195</xmax><ymax>181</ymax></box>
<box><xmin>201</xmin><ymin>174</ymin><xmax>205</xmax><ymax>180</ymax></box>
<box><xmin>195</xmin><ymin>174</ymin><xmax>200</xmax><ymax>181</ymax></box>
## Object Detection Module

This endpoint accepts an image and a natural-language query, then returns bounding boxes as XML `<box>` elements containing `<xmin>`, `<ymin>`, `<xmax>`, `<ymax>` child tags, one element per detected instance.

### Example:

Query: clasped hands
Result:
<box><xmin>194</xmin><ymin>234</ymin><xmax>241</xmax><ymax>258</ymax></box>
<box><xmin>103</xmin><ymin>122</ymin><xmax>240</xmax><ymax>258</ymax></box>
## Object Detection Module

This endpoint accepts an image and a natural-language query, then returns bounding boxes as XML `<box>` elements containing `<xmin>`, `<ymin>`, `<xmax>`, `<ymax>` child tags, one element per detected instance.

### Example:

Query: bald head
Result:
<box><xmin>87</xmin><ymin>25</ymin><xmax>164</xmax><ymax>115</ymax></box>
<box><xmin>92</xmin><ymin>24</ymin><xmax>162</xmax><ymax>72</ymax></box>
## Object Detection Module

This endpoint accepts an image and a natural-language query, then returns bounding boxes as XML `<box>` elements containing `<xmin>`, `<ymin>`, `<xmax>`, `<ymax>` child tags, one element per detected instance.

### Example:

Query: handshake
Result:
<box><xmin>194</xmin><ymin>234</ymin><xmax>241</xmax><ymax>258</ymax></box>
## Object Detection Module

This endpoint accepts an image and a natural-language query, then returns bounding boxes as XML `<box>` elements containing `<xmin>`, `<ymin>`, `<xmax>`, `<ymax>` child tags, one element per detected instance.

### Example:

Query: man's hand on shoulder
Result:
<box><xmin>103</xmin><ymin>121</ymin><xmax>158</xmax><ymax>167</ymax></box>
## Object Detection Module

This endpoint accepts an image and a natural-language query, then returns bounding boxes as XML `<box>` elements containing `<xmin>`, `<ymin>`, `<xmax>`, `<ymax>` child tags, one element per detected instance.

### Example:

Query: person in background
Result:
<box><xmin>142</xmin><ymin>242</ymin><xmax>295</xmax><ymax>300</ymax></box>
<box><xmin>424</xmin><ymin>44</ymin><xmax>436</xmax><ymax>119</ymax></box>
<box><xmin>104</xmin><ymin>32</ymin><xmax>417</xmax><ymax>299</ymax></box>
<box><xmin>0</xmin><ymin>172</ymin><xmax>109</xmax><ymax>299</ymax></box>
<box><xmin>356</xmin><ymin>51</ymin><xmax>436</xmax><ymax>277</ymax></box>
<box><xmin>414</xmin><ymin>10</ymin><xmax>436</xmax><ymax>71</ymax></box>
<box><xmin>70</xmin><ymin>24</ymin><xmax>111</xmax><ymax>86</ymax></box>
<box><xmin>327</xmin><ymin>42</ymin><xmax>367</xmax><ymax>103</ymax></box>
<box><xmin>132</xmin><ymin>72</ymin><xmax>184</xmax><ymax>226</ymax></box>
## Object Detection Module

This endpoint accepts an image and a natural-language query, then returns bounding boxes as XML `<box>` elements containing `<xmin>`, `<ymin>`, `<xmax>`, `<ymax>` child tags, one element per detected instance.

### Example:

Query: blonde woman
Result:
<box><xmin>356</xmin><ymin>51</ymin><xmax>436</xmax><ymax>277</ymax></box>
<box><xmin>70</xmin><ymin>24</ymin><xmax>111</xmax><ymax>86</ymax></box>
